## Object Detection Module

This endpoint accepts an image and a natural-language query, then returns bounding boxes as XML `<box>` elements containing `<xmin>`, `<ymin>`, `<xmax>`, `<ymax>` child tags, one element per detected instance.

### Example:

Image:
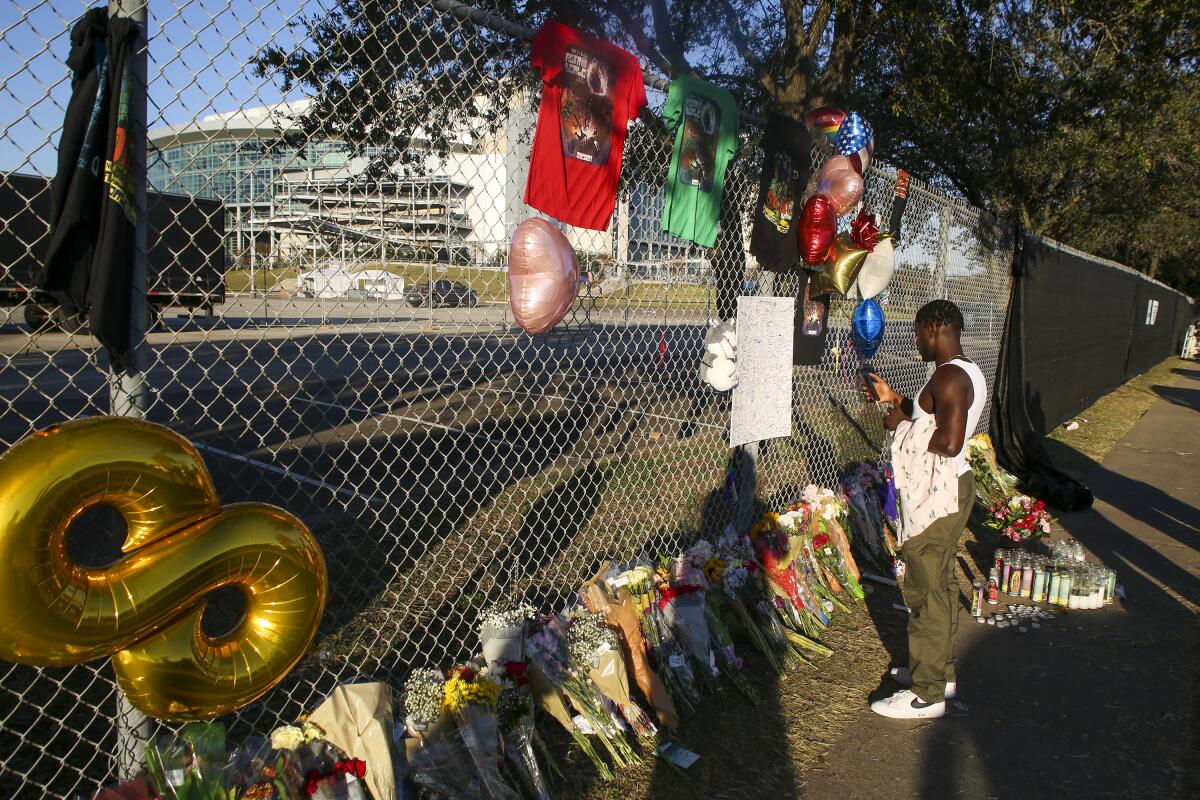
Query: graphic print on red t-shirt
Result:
<box><xmin>560</xmin><ymin>45</ymin><xmax>614</xmax><ymax>165</ymax></box>
<box><xmin>525</xmin><ymin>22</ymin><xmax>646</xmax><ymax>231</ymax></box>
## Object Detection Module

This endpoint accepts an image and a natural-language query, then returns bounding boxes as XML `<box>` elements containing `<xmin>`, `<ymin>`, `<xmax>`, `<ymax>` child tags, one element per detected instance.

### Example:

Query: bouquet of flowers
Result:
<box><xmin>810</xmin><ymin>531</ymin><xmax>865</xmax><ymax>601</ymax></box>
<box><xmin>702</xmin><ymin>591</ymin><xmax>759</xmax><ymax>704</ymax></box>
<box><xmin>841</xmin><ymin>463</ymin><xmax>894</xmax><ymax>571</ymax></box>
<box><xmin>658</xmin><ymin>546</ymin><xmax>720</xmax><ymax>694</ymax></box>
<box><xmin>624</xmin><ymin>565</ymin><xmax>701</xmax><ymax>714</ymax></box>
<box><xmin>144</xmin><ymin>722</ymin><xmax>230</xmax><ymax>800</ymax></box>
<box><xmin>478</xmin><ymin>603</ymin><xmax>536</xmax><ymax>671</ymax></box>
<box><xmin>706</xmin><ymin>529</ymin><xmax>803</xmax><ymax>673</ymax></box>
<box><xmin>968</xmin><ymin>433</ymin><xmax>1019</xmax><ymax>507</ymax></box>
<box><xmin>580</xmin><ymin>563</ymin><xmax>679</xmax><ymax>730</ymax></box>
<box><xmin>987</xmin><ymin>495</ymin><xmax>1054</xmax><ymax>541</ymax></box>
<box><xmin>402</xmin><ymin>668</ymin><xmax>482</xmax><ymax>799</ymax></box>
<box><xmin>441</xmin><ymin>663</ymin><xmax>518</xmax><ymax>800</ymax></box>
<box><xmin>528</xmin><ymin>615</ymin><xmax>638</xmax><ymax>778</ymax></box>
<box><xmin>567</xmin><ymin>611</ymin><xmax>658</xmax><ymax>742</ymax></box>
<box><xmin>755</xmin><ymin>517</ymin><xmax>827</xmax><ymax>627</ymax></box>
<box><xmin>802</xmin><ymin>486</ymin><xmax>862</xmax><ymax>585</ymax></box>
<box><xmin>494</xmin><ymin>664</ymin><xmax>554</xmax><ymax>800</ymax></box>
<box><xmin>300</xmin><ymin>757</ymin><xmax>368</xmax><ymax>800</ymax></box>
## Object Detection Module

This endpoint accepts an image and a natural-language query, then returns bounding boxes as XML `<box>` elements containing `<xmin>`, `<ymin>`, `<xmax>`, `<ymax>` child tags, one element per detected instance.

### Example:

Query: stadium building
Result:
<box><xmin>148</xmin><ymin>98</ymin><xmax>700</xmax><ymax>279</ymax></box>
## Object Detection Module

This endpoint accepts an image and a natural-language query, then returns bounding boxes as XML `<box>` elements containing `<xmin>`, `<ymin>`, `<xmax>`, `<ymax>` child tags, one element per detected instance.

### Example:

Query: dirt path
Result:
<box><xmin>802</xmin><ymin>363</ymin><xmax>1200</xmax><ymax>799</ymax></box>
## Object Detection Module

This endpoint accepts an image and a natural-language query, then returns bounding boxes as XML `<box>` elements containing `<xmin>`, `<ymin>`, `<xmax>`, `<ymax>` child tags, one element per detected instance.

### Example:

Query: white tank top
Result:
<box><xmin>912</xmin><ymin>357</ymin><xmax>987</xmax><ymax>476</ymax></box>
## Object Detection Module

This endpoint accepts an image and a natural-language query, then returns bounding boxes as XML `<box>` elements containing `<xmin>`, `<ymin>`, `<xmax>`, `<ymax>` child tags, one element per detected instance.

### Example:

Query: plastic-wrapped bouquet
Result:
<box><xmin>442</xmin><ymin>663</ymin><xmax>517</xmax><ymax>800</ymax></box>
<box><xmin>403</xmin><ymin>668</ymin><xmax>481</xmax><ymax>799</ymax></box>
<box><xmin>580</xmin><ymin>562</ymin><xmax>679</xmax><ymax>730</ymax></box>
<box><xmin>988</xmin><ymin>495</ymin><xmax>1054</xmax><ymax>541</ymax></box>
<box><xmin>495</xmin><ymin>668</ymin><xmax>553</xmax><ymax>800</ymax></box>
<box><xmin>144</xmin><ymin>722</ymin><xmax>229</xmax><ymax>800</ymax></box>
<box><xmin>567</xmin><ymin>611</ymin><xmax>657</xmax><ymax>742</ymax></box>
<box><xmin>527</xmin><ymin>615</ymin><xmax>637</xmax><ymax>779</ymax></box>
<box><xmin>624</xmin><ymin>565</ymin><xmax>701</xmax><ymax>715</ymax></box>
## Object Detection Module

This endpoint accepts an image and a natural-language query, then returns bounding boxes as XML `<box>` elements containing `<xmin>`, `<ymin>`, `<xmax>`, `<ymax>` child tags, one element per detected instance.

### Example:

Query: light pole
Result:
<box><xmin>107</xmin><ymin>0</ymin><xmax>154</xmax><ymax>781</ymax></box>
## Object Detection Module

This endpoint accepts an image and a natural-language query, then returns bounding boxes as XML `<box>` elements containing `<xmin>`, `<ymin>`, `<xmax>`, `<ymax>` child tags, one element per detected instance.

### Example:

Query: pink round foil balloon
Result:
<box><xmin>816</xmin><ymin>155</ymin><xmax>865</xmax><ymax>216</ymax></box>
<box><xmin>508</xmin><ymin>218</ymin><xmax>579</xmax><ymax>334</ymax></box>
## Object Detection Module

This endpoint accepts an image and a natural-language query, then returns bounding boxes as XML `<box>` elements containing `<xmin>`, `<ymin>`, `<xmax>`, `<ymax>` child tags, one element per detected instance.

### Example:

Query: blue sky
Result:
<box><xmin>0</xmin><ymin>0</ymin><xmax>330</xmax><ymax>174</ymax></box>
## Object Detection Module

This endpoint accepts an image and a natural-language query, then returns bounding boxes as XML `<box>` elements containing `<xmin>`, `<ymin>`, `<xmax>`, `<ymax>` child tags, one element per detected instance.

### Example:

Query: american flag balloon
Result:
<box><xmin>836</xmin><ymin>112</ymin><xmax>874</xmax><ymax>174</ymax></box>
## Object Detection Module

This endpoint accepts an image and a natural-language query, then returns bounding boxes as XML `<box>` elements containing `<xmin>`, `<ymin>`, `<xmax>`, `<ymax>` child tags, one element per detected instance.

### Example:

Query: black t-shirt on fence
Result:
<box><xmin>793</xmin><ymin>271</ymin><xmax>831</xmax><ymax>366</ymax></box>
<box><xmin>750</xmin><ymin>114</ymin><xmax>813</xmax><ymax>272</ymax></box>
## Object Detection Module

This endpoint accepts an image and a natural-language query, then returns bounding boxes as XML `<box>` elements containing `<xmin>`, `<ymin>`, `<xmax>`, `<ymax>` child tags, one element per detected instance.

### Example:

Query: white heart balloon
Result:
<box><xmin>856</xmin><ymin>238</ymin><xmax>895</xmax><ymax>299</ymax></box>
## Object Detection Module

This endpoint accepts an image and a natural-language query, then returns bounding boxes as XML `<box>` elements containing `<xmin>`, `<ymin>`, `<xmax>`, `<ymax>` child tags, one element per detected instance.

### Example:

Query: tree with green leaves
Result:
<box><xmin>255</xmin><ymin>1</ymin><xmax>1198</xmax><ymax>293</ymax></box>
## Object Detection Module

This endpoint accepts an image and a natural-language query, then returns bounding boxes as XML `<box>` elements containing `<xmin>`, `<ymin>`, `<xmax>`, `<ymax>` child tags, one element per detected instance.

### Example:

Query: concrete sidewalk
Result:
<box><xmin>802</xmin><ymin>364</ymin><xmax>1200</xmax><ymax>799</ymax></box>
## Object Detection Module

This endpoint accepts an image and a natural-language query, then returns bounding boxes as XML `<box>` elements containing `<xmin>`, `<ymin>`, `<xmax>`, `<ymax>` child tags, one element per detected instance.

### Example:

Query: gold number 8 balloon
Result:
<box><xmin>0</xmin><ymin>417</ymin><xmax>328</xmax><ymax>720</ymax></box>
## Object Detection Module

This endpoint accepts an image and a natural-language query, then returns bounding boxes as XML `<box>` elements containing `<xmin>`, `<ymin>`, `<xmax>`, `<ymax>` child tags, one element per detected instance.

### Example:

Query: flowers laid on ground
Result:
<box><xmin>842</xmin><ymin>461</ymin><xmax>899</xmax><ymax>573</ymax></box>
<box><xmin>96</xmin><ymin>476</ymin><xmax>916</xmax><ymax>799</ymax></box>
<box><xmin>135</xmin><ymin>719</ymin><xmax>370</xmax><ymax>800</ymax></box>
<box><xmin>967</xmin><ymin>433</ymin><xmax>1056</xmax><ymax>541</ymax></box>
<box><xmin>967</xmin><ymin>433</ymin><xmax>1020</xmax><ymax>506</ymax></box>
<box><xmin>988</xmin><ymin>494</ymin><xmax>1055</xmax><ymax>541</ymax></box>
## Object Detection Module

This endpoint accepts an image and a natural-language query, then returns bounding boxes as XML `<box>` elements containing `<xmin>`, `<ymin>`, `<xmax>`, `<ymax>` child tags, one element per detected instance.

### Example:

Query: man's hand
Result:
<box><xmin>884</xmin><ymin>404</ymin><xmax>907</xmax><ymax>431</ymax></box>
<box><xmin>865</xmin><ymin>372</ymin><xmax>901</xmax><ymax>405</ymax></box>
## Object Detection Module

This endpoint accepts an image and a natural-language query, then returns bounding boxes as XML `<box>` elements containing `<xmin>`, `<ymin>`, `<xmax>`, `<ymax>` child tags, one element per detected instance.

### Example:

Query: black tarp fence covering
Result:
<box><xmin>992</xmin><ymin>232</ymin><xmax>1195</xmax><ymax>510</ymax></box>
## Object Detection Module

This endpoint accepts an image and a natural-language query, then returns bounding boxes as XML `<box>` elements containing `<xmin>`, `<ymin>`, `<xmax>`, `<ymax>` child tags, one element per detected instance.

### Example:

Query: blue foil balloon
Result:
<box><xmin>852</xmin><ymin>298</ymin><xmax>885</xmax><ymax>358</ymax></box>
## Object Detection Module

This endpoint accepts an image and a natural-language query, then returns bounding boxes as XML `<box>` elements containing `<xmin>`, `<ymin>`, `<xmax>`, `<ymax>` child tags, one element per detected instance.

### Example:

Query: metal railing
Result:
<box><xmin>0</xmin><ymin>1</ymin><xmax>1012</xmax><ymax>796</ymax></box>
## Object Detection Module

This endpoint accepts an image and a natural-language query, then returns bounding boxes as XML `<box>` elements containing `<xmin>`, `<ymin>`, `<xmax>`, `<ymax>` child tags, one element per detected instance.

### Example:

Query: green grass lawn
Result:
<box><xmin>224</xmin><ymin>262</ymin><xmax>713</xmax><ymax>310</ymax></box>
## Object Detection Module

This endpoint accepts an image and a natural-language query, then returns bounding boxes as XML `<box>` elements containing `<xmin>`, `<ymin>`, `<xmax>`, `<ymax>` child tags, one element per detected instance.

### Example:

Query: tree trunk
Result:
<box><xmin>819</xmin><ymin>0</ymin><xmax>869</xmax><ymax>106</ymax></box>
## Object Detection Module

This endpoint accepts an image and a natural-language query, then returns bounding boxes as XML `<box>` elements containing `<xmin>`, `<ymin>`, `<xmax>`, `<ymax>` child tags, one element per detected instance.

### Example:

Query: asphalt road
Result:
<box><xmin>0</xmin><ymin>292</ymin><xmax>961</xmax><ymax>524</ymax></box>
<box><xmin>0</xmin><ymin>296</ymin><xmax>717</xmax><ymax>521</ymax></box>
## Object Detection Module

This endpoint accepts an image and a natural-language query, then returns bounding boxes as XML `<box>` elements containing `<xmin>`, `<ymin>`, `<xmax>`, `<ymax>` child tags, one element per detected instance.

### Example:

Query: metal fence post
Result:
<box><xmin>934</xmin><ymin>204</ymin><xmax>951</xmax><ymax>300</ymax></box>
<box><xmin>107</xmin><ymin>0</ymin><xmax>154</xmax><ymax>779</ymax></box>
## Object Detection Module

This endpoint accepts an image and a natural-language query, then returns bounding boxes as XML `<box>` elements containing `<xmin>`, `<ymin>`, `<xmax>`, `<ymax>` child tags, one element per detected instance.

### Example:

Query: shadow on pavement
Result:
<box><xmin>917</xmin><ymin>378</ymin><xmax>1200</xmax><ymax>799</ymax></box>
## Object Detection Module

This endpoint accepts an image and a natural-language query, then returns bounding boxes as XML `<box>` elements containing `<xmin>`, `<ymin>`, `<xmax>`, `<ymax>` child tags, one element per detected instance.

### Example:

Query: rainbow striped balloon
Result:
<box><xmin>805</xmin><ymin>106</ymin><xmax>847</xmax><ymax>145</ymax></box>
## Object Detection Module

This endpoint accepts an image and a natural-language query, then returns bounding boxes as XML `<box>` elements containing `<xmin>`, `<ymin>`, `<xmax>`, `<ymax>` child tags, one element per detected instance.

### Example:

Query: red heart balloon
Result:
<box><xmin>798</xmin><ymin>194</ymin><xmax>837</xmax><ymax>266</ymax></box>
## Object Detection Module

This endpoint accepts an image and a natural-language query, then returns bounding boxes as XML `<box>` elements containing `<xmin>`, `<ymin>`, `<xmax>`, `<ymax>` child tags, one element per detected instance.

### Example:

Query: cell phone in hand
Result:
<box><xmin>861</xmin><ymin>367</ymin><xmax>879</xmax><ymax>401</ymax></box>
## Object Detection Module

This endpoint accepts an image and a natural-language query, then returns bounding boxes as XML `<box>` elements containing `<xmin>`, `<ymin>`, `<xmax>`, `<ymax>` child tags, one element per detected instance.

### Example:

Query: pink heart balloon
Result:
<box><xmin>508</xmin><ymin>218</ymin><xmax>579</xmax><ymax>334</ymax></box>
<box><xmin>816</xmin><ymin>155</ymin><xmax>865</xmax><ymax>216</ymax></box>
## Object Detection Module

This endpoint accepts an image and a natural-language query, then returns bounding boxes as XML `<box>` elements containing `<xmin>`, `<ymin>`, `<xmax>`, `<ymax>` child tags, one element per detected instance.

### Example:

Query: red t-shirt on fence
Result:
<box><xmin>524</xmin><ymin>21</ymin><xmax>647</xmax><ymax>231</ymax></box>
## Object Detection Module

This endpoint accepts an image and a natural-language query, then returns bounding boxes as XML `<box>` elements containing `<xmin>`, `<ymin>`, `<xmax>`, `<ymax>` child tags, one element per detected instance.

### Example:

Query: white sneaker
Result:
<box><xmin>870</xmin><ymin>688</ymin><xmax>946</xmax><ymax>719</ymax></box>
<box><xmin>889</xmin><ymin>666</ymin><xmax>957</xmax><ymax>699</ymax></box>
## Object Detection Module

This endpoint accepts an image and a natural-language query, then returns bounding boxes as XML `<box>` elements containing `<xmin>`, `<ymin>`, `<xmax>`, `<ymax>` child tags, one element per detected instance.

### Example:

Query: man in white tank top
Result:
<box><xmin>864</xmin><ymin>300</ymin><xmax>986</xmax><ymax>719</ymax></box>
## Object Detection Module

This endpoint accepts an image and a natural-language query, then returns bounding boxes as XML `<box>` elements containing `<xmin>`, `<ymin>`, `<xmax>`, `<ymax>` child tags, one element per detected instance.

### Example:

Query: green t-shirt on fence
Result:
<box><xmin>662</xmin><ymin>76</ymin><xmax>740</xmax><ymax>247</ymax></box>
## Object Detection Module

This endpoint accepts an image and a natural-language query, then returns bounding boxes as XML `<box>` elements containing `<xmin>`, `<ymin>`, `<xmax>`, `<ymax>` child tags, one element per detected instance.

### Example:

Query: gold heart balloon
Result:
<box><xmin>810</xmin><ymin>210</ymin><xmax>895</xmax><ymax>296</ymax></box>
<box><xmin>0</xmin><ymin>417</ymin><xmax>327</xmax><ymax>720</ymax></box>
<box><xmin>810</xmin><ymin>233</ymin><xmax>869</xmax><ymax>295</ymax></box>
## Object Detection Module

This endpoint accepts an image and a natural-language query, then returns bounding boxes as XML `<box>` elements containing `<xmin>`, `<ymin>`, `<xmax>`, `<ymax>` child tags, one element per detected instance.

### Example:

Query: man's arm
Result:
<box><xmin>927</xmin><ymin>365</ymin><xmax>973</xmax><ymax>457</ymax></box>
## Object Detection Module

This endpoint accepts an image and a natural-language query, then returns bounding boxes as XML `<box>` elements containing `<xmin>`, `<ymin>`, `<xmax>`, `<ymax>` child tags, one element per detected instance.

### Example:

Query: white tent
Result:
<box><xmin>351</xmin><ymin>270</ymin><xmax>406</xmax><ymax>300</ymax></box>
<box><xmin>297</xmin><ymin>267</ymin><xmax>355</xmax><ymax>299</ymax></box>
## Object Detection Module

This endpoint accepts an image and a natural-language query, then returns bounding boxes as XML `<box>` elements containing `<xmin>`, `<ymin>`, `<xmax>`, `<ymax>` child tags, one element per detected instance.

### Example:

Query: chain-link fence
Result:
<box><xmin>0</xmin><ymin>1</ymin><xmax>1012</xmax><ymax>796</ymax></box>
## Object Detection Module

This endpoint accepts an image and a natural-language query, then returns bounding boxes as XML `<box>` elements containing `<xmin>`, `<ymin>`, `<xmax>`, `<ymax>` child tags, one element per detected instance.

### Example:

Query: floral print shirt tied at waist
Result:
<box><xmin>890</xmin><ymin>415</ymin><xmax>960</xmax><ymax>545</ymax></box>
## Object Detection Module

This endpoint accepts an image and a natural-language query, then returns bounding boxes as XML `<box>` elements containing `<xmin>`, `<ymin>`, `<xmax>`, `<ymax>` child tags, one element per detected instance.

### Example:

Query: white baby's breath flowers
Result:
<box><xmin>403</xmin><ymin>667</ymin><xmax>446</xmax><ymax>726</ymax></box>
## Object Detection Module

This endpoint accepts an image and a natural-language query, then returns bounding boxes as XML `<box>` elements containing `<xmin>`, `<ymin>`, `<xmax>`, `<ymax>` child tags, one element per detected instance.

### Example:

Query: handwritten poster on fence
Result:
<box><xmin>730</xmin><ymin>295</ymin><xmax>795</xmax><ymax>448</ymax></box>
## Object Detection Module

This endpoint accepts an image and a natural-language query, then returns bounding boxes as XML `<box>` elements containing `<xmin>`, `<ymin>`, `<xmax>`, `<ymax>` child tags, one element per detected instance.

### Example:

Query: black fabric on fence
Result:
<box><xmin>40</xmin><ymin>9</ymin><xmax>140</xmax><ymax>373</ymax></box>
<box><xmin>992</xmin><ymin>232</ymin><xmax>1194</xmax><ymax>511</ymax></box>
<box><xmin>1127</xmin><ymin>279</ymin><xmax>1193</xmax><ymax>377</ymax></box>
